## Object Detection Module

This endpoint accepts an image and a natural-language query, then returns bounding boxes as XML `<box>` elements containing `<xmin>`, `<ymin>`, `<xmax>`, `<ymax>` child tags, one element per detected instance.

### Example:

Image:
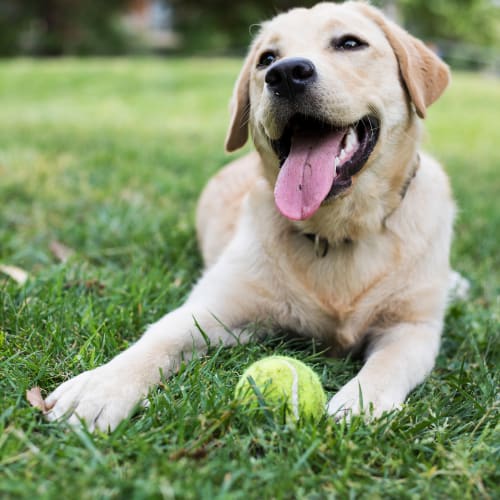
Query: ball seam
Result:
<box><xmin>281</xmin><ymin>359</ymin><xmax>299</xmax><ymax>420</ymax></box>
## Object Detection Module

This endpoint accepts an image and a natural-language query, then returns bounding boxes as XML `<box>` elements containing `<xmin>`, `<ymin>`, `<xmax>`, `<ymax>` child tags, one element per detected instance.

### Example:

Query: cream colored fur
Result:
<box><xmin>47</xmin><ymin>2</ymin><xmax>457</xmax><ymax>431</ymax></box>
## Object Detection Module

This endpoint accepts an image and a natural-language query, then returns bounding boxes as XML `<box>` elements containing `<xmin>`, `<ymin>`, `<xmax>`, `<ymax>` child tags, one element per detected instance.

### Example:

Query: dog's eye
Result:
<box><xmin>257</xmin><ymin>51</ymin><xmax>277</xmax><ymax>68</ymax></box>
<box><xmin>333</xmin><ymin>36</ymin><xmax>368</xmax><ymax>51</ymax></box>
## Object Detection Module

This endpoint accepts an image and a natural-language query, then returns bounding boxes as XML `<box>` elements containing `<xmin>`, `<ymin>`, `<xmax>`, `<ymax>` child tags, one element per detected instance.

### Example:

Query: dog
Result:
<box><xmin>46</xmin><ymin>1</ymin><xmax>456</xmax><ymax>431</ymax></box>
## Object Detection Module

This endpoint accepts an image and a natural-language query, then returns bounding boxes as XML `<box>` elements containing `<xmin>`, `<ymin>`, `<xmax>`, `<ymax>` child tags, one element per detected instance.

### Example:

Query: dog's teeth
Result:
<box><xmin>345</xmin><ymin>127</ymin><xmax>358</xmax><ymax>153</ymax></box>
<box><xmin>334</xmin><ymin>156</ymin><xmax>340</xmax><ymax>168</ymax></box>
<box><xmin>340</xmin><ymin>149</ymin><xmax>347</xmax><ymax>160</ymax></box>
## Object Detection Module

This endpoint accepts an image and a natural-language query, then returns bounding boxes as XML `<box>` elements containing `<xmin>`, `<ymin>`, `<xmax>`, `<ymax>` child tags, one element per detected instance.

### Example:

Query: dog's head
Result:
<box><xmin>224</xmin><ymin>2</ymin><xmax>450</xmax><ymax>222</ymax></box>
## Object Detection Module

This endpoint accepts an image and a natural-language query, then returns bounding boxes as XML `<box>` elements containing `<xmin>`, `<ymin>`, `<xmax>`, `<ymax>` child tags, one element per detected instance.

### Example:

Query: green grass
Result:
<box><xmin>0</xmin><ymin>59</ymin><xmax>499</xmax><ymax>499</ymax></box>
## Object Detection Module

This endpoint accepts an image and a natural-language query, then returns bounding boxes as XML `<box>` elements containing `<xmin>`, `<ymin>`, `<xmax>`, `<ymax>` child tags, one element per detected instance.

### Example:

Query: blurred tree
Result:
<box><xmin>169</xmin><ymin>0</ymin><xmax>318</xmax><ymax>53</ymax></box>
<box><xmin>0</xmin><ymin>0</ymin><xmax>130</xmax><ymax>56</ymax></box>
<box><xmin>399</xmin><ymin>0</ymin><xmax>499</xmax><ymax>45</ymax></box>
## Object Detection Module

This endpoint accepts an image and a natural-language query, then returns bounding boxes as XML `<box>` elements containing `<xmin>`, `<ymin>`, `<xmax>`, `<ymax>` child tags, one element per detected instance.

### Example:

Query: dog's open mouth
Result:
<box><xmin>270</xmin><ymin>114</ymin><xmax>380</xmax><ymax>221</ymax></box>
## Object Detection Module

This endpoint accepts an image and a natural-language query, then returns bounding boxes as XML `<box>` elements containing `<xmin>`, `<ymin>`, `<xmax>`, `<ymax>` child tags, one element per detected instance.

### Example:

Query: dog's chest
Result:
<box><xmin>269</xmin><ymin>232</ymin><xmax>399</xmax><ymax>347</ymax></box>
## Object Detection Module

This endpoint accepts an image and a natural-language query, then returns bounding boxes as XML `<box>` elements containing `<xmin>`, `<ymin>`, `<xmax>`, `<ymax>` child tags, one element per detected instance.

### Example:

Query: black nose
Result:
<box><xmin>265</xmin><ymin>57</ymin><xmax>316</xmax><ymax>99</ymax></box>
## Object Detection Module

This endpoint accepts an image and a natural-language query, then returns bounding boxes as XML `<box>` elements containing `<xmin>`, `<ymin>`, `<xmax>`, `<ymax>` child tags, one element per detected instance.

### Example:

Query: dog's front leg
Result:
<box><xmin>327</xmin><ymin>322</ymin><xmax>442</xmax><ymax>419</ymax></box>
<box><xmin>46</xmin><ymin>257</ymin><xmax>265</xmax><ymax>432</ymax></box>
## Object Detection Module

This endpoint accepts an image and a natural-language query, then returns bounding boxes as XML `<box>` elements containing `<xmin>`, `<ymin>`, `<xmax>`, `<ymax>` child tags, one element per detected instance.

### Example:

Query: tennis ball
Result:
<box><xmin>235</xmin><ymin>356</ymin><xmax>326</xmax><ymax>423</ymax></box>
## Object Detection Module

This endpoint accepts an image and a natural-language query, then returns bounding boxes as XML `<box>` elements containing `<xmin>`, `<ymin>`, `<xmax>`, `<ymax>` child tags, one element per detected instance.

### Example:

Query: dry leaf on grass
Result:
<box><xmin>63</xmin><ymin>279</ymin><xmax>105</xmax><ymax>294</ymax></box>
<box><xmin>49</xmin><ymin>240</ymin><xmax>75</xmax><ymax>263</ymax></box>
<box><xmin>0</xmin><ymin>264</ymin><xmax>29</xmax><ymax>285</ymax></box>
<box><xmin>26</xmin><ymin>387</ymin><xmax>54</xmax><ymax>413</ymax></box>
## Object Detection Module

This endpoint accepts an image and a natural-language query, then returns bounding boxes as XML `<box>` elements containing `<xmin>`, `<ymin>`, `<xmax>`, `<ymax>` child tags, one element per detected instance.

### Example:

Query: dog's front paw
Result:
<box><xmin>46</xmin><ymin>362</ymin><xmax>146</xmax><ymax>432</ymax></box>
<box><xmin>326</xmin><ymin>377</ymin><xmax>402</xmax><ymax>421</ymax></box>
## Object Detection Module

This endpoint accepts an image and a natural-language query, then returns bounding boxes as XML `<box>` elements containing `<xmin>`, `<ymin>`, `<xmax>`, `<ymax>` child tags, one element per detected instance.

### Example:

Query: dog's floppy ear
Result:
<box><xmin>357</xmin><ymin>4</ymin><xmax>450</xmax><ymax>119</ymax></box>
<box><xmin>225</xmin><ymin>39</ymin><xmax>261</xmax><ymax>152</ymax></box>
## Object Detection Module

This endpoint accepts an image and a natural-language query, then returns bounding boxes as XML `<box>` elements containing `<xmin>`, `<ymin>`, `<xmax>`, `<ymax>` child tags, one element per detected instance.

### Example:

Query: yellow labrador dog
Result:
<box><xmin>47</xmin><ymin>1</ymin><xmax>457</xmax><ymax>431</ymax></box>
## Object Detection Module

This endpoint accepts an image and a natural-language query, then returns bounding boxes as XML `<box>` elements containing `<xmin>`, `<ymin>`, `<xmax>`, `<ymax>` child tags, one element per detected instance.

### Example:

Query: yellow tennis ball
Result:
<box><xmin>235</xmin><ymin>356</ymin><xmax>326</xmax><ymax>423</ymax></box>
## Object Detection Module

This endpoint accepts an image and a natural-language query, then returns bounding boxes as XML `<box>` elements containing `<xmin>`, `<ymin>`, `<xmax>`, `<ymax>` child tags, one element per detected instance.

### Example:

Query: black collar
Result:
<box><xmin>303</xmin><ymin>155</ymin><xmax>420</xmax><ymax>258</ymax></box>
<box><xmin>399</xmin><ymin>154</ymin><xmax>420</xmax><ymax>199</ymax></box>
<box><xmin>303</xmin><ymin>233</ymin><xmax>330</xmax><ymax>257</ymax></box>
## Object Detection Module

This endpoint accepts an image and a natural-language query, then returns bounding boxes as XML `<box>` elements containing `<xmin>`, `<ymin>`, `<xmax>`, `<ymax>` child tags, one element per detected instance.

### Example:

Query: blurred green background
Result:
<box><xmin>1</xmin><ymin>0</ymin><xmax>499</xmax><ymax>70</ymax></box>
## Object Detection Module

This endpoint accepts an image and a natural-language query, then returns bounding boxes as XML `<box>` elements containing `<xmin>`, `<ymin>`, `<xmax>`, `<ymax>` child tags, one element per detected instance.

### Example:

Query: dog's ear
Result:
<box><xmin>225</xmin><ymin>40</ymin><xmax>260</xmax><ymax>152</ymax></box>
<box><xmin>357</xmin><ymin>4</ymin><xmax>450</xmax><ymax>119</ymax></box>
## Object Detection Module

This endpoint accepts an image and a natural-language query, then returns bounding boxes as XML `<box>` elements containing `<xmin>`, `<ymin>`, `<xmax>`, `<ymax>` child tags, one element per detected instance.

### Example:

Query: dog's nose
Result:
<box><xmin>265</xmin><ymin>58</ymin><xmax>316</xmax><ymax>99</ymax></box>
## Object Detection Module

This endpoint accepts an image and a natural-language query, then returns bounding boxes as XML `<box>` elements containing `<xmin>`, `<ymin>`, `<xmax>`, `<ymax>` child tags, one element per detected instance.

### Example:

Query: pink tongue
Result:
<box><xmin>274</xmin><ymin>129</ymin><xmax>345</xmax><ymax>220</ymax></box>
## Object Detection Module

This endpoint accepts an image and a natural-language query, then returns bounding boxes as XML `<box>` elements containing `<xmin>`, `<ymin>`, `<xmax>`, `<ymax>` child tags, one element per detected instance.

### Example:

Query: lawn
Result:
<box><xmin>0</xmin><ymin>58</ymin><xmax>498</xmax><ymax>499</ymax></box>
